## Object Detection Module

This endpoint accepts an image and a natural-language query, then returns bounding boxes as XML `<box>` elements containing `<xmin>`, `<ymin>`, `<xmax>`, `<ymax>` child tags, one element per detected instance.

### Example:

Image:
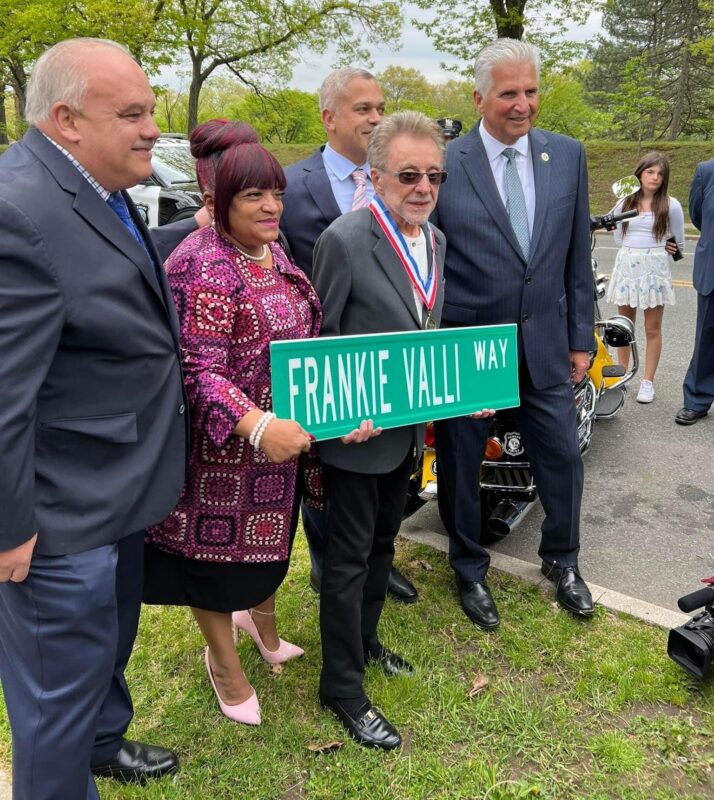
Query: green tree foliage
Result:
<box><xmin>536</xmin><ymin>67</ymin><xmax>612</xmax><ymax>140</ymax></box>
<box><xmin>410</xmin><ymin>0</ymin><xmax>598</xmax><ymax>74</ymax></box>
<box><xmin>0</xmin><ymin>0</ymin><xmax>171</xmax><ymax>124</ymax></box>
<box><xmin>162</xmin><ymin>0</ymin><xmax>401</xmax><ymax>133</ymax></box>
<box><xmin>376</xmin><ymin>65</ymin><xmax>435</xmax><ymax>111</ymax></box>
<box><xmin>587</xmin><ymin>0</ymin><xmax>714</xmax><ymax>140</ymax></box>
<box><xmin>233</xmin><ymin>88</ymin><xmax>324</xmax><ymax>143</ymax></box>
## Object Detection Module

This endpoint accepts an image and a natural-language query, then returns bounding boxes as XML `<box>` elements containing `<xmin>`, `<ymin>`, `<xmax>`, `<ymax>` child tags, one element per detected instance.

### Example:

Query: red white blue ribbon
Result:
<box><xmin>369</xmin><ymin>195</ymin><xmax>438</xmax><ymax>312</ymax></box>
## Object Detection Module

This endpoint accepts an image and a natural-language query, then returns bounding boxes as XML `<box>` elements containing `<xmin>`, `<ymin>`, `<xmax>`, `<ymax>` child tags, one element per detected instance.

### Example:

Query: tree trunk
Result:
<box><xmin>489</xmin><ymin>0</ymin><xmax>527</xmax><ymax>39</ymax></box>
<box><xmin>668</xmin><ymin>0</ymin><xmax>696</xmax><ymax>140</ymax></box>
<box><xmin>187</xmin><ymin>57</ymin><xmax>204</xmax><ymax>135</ymax></box>
<box><xmin>0</xmin><ymin>87</ymin><xmax>7</xmax><ymax>145</ymax></box>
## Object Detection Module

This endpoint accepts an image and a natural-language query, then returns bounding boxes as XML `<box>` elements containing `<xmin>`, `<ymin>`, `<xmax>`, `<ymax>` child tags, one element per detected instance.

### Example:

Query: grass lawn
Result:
<box><xmin>2</xmin><ymin>533</ymin><xmax>712</xmax><ymax>799</ymax></box>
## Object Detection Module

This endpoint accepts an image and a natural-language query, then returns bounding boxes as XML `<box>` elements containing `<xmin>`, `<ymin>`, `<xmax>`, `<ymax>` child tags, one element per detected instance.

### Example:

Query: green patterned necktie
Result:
<box><xmin>502</xmin><ymin>147</ymin><xmax>530</xmax><ymax>260</ymax></box>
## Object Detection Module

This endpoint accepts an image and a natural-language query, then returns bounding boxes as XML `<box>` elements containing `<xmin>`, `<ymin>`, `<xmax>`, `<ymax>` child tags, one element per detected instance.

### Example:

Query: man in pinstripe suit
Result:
<box><xmin>432</xmin><ymin>39</ymin><xmax>595</xmax><ymax>629</ymax></box>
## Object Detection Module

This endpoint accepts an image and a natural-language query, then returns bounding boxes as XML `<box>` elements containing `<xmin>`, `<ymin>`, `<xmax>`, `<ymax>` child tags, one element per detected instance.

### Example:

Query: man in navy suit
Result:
<box><xmin>0</xmin><ymin>39</ymin><xmax>205</xmax><ymax>799</ymax></box>
<box><xmin>432</xmin><ymin>39</ymin><xmax>595</xmax><ymax>629</ymax></box>
<box><xmin>281</xmin><ymin>68</ymin><xmax>418</xmax><ymax>603</ymax></box>
<box><xmin>676</xmin><ymin>159</ymin><xmax>714</xmax><ymax>425</ymax></box>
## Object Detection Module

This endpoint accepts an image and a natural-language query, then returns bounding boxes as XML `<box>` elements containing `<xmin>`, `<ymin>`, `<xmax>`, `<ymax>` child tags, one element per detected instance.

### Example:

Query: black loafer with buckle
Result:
<box><xmin>319</xmin><ymin>695</ymin><xmax>401</xmax><ymax>750</ymax></box>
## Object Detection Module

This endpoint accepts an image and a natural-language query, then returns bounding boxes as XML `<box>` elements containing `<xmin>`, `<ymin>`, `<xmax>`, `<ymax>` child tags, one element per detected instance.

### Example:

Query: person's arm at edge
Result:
<box><xmin>0</xmin><ymin>199</ymin><xmax>64</xmax><ymax>577</ymax></box>
<box><xmin>565</xmin><ymin>142</ymin><xmax>595</xmax><ymax>382</ymax></box>
<box><xmin>688</xmin><ymin>164</ymin><xmax>704</xmax><ymax>232</ymax></box>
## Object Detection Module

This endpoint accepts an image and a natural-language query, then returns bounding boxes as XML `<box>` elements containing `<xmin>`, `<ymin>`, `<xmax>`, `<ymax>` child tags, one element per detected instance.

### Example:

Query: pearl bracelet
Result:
<box><xmin>249</xmin><ymin>411</ymin><xmax>275</xmax><ymax>450</ymax></box>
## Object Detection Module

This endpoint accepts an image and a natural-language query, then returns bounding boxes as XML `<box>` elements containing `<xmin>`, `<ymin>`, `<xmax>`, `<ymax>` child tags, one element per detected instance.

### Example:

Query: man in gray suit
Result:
<box><xmin>432</xmin><ymin>39</ymin><xmax>595</xmax><ymax>630</ymax></box>
<box><xmin>0</xmin><ymin>39</ymin><xmax>204</xmax><ymax>799</ymax></box>
<box><xmin>281</xmin><ymin>68</ymin><xmax>419</xmax><ymax>603</ymax></box>
<box><xmin>675</xmin><ymin>158</ymin><xmax>714</xmax><ymax>425</ymax></box>
<box><xmin>311</xmin><ymin>111</ymin><xmax>448</xmax><ymax>750</ymax></box>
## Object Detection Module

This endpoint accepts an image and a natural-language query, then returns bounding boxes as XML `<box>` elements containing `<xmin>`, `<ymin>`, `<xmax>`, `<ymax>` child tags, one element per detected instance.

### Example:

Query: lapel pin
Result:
<box><xmin>541</xmin><ymin>153</ymin><xmax>550</xmax><ymax>162</ymax></box>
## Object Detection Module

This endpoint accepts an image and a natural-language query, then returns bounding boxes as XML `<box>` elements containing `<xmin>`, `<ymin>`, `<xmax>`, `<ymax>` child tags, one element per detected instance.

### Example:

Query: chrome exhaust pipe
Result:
<box><xmin>487</xmin><ymin>499</ymin><xmax>531</xmax><ymax>539</ymax></box>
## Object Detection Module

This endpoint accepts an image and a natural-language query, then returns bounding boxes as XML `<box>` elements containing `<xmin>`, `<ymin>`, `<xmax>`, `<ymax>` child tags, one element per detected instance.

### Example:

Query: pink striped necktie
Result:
<box><xmin>351</xmin><ymin>168</ymin><xmax>368</xmax><ymax>211</ymax></box>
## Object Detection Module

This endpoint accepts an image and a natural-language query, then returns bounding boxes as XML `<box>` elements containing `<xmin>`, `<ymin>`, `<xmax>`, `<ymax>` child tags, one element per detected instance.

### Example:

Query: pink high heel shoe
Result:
<box><xmin>232</xmin><ymin>609</ymin><xmax>304</xmax><ymax>665</ymax></box>
<box><xmin>204</xmin><ymin>648</ymin><xmax>261</xmax><ymax>725</ymax></box>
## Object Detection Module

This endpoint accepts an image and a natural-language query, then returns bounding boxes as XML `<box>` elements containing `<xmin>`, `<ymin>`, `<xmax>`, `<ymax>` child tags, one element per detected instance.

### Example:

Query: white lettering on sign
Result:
<box><xmin>322</xmin><ymin>354</ymin><xmax>337</xmax><ymax>423</ymax></box>
<box><xmin>402</xmin><ymin>344</ymin><xmax>461</xmax><ymax>410</ymax></box>
<box><xmin>337</xmin><ymin>354</ymin><xmax>353</xmax><ymax>419</ymax></box>
<box><xmin>473</xmin><ymin>338</ymin><xmax>509</xmax><ymax>371</ymax></box>
<box><xmin>378</xmin><ymin>350</ymin><xmax>392</xmax><ymax>413</ymax></box>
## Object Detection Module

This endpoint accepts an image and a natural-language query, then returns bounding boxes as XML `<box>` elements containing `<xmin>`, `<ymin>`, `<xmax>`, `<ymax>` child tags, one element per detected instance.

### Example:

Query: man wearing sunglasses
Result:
<box><xmin>309</xmin><ymin>111</ymin><xmax>449</xmax><ymax>749</ymax></box>
<box><xmin>432</xmin><ymin>38</ymin><xmax>595</xmax><ymax>630</ymax></box>
<box><xmin>281</xmin><ymin>68</ymin><xmax>421</xmax><ymax>605</ymax></box>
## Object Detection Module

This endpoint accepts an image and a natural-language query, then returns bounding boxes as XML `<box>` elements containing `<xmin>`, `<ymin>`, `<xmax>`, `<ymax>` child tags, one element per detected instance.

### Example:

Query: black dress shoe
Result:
<box><xmin>387</xmin><ymin>567</ymin><xmax>418</xmax><ymax>604</ymax></box>
<box><xmin>675</xmin><ymin>407</ymin><xmax>708</xmax><ymax>425</ymax></box>
<box><xmin>319</xmin><ymin>695</ymin><xmax>401</xmax><ymax>750</ymax></box>
<box><xmin>366</xmin><ymin>646</ymin><xmax>415</xmax><ymax>677</ymax></box>
<box><xmin>457</xmin><ymin>580</ymin><xmax>500</xmax><ymax>630</ymax></box>
<box><xmin>91</xmin><ymin>739</ymin><xmax>178</xmax><ymax>783</ymax></box>
<box><xmin>541</xmin><ymin>561</ymin><xmax>594</xmax><ymax>617</ymax></box>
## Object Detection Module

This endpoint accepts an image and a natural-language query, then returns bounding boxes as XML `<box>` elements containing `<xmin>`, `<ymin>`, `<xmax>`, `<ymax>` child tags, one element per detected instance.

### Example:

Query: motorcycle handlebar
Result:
<box><xmin>590</xmin><ymin>209</ymin><xmax>638</xmax><ymax>232</ymax></box>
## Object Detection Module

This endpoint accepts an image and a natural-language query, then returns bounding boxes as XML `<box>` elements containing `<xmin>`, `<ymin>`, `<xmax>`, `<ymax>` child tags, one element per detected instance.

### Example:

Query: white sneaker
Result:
<box><xmin>636</xmin><ymin>380</ymin><xmax>655</xmax><ymax>403</ymax></box>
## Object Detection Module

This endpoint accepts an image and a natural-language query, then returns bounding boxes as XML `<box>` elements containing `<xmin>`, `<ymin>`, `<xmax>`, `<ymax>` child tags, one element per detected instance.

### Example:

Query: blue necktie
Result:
<box><xmin>502</xmin><ymin>147</ymin><xmax>530</xmax><ymax>261</ymax></box>
<box><xmin>107</xmin><ymin>192</ymin><xmax>154</xmax><ymax>263</ymax></box>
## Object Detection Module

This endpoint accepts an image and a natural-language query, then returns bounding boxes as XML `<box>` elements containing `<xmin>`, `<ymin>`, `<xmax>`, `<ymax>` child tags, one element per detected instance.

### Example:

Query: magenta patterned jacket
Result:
<box><xmin>146</xmin><ymin>226</ymin><xmax>322</xmax><ymax>563</ymax></box>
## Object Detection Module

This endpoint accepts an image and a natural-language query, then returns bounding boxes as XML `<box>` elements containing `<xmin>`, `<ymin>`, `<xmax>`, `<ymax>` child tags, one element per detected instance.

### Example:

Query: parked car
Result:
<box><xmin>127</xmin><ymin>135</ymin><xmax>202</xmax><ymax>227</ymax></box>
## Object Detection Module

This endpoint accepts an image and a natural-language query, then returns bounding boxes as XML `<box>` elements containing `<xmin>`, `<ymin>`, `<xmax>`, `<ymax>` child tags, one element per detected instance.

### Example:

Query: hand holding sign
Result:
<box><xmin>260</xmin><ymin>418</ymin><xmax>312</xmax><ymax>463</ymax></box>
<box><xmin>341</xmin><ymin>419</ymin><xmax>384</xmax><ymax>444</ymax></box>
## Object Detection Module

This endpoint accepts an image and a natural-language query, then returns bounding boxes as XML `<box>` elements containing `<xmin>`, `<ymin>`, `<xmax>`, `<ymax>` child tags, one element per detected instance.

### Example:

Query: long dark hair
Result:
<box><xmin>621</xmin><ymin>152</ymin><xmax>670</xmax><ymax>241</ymax></box>
<box><xmin>189</xmin><ymin>119</ymin><xmax>286</xmax><ymax>236</ymax></box>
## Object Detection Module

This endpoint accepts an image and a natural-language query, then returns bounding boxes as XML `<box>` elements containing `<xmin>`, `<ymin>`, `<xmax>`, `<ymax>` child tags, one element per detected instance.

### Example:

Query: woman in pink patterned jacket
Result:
<box><xmin>144</xmin><ymin>120</ymin><xmax>322</xmax><ymax>726</ymax></box>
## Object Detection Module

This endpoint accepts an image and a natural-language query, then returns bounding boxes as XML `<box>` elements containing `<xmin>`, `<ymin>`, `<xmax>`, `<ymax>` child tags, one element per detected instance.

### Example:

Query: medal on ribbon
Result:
<box><xmin>369</xmin><ymin>196</ymin><xmax>438</xmax><ymax>329</ymax></box>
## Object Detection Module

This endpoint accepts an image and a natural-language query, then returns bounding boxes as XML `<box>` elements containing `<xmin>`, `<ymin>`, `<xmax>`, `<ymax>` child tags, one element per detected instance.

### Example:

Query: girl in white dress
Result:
<box><xmin>606</xmin><ymin>152</ymin><xmax>685</xmax><ymax>403</ymax></box>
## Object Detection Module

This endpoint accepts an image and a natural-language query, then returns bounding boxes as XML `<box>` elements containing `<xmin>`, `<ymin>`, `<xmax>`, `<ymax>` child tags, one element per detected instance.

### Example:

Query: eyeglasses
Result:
<box><xmin>378</xmin><ymin>169</ymin><xmax>448</xmax><ymax>186</ymax></box>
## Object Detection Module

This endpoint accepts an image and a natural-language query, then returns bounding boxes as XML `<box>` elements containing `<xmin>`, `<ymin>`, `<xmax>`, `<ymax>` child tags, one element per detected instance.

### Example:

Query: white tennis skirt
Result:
<box><xmin>605</xmin><ymin>246</ymin><xmax>675</xmax><ymax>309</ymax></box>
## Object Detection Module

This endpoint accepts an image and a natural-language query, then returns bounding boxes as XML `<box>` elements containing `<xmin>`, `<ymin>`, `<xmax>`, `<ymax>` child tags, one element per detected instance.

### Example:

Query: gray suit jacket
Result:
<box><xmin>0</xmin><ymin>128</ymin><xmax>191</xmax><ymax>555</ymax></box>
<box><xmin>311</xmin><ymin>207</ymin><xmax>446</xmax><ymax>474</ymax></box>
<box><xmin>689</xmin><ymin>158</ymin><xmax>714</xmax><ymax>297</ymax></box>
<box><xmin>432</xmin><ymin>123</ymin><xmax>594</xmax><ymax>390</ymax></box>
<box><xmin>281</xmin><ymin>147</ymin><xmax>341</xmax><ymax>279</ymax></box>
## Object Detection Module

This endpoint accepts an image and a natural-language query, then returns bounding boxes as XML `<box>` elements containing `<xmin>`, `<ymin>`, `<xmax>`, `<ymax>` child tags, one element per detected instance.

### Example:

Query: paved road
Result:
<box><xmin>402</xmin><ymin>237</ymin><xmax>714</xmax><ymax>614</ymax></box>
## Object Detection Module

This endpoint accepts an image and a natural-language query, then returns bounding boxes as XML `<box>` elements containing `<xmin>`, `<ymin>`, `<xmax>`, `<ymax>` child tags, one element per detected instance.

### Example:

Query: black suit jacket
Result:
<box><xmin>281</xmin><ymin>147</ymin><xmax>341</xmax><ymax>279</ymax></box>
<box><xmin>0</xmin><ymin>128</ymin><xmax>191</xmax><ymax>555</ymax></box>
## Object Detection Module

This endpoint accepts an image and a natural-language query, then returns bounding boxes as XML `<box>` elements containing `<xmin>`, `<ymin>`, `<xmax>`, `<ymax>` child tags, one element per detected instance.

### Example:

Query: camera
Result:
<box><xmin>667</xmin><ymin>581</ymin><xmax>714</xmax><ymax>678</ymax></box>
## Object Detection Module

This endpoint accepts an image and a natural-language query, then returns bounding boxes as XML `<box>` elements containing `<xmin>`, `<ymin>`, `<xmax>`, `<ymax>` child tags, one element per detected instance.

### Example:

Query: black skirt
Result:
<box><xmin>143</xmin><ymin>483</ymin><xmax>302</xmax><ymax>613</ymax></box>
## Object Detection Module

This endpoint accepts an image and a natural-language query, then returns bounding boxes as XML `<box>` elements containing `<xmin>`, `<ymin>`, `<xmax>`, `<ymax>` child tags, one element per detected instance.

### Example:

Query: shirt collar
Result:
<box><xmin>323</xmin><ymin>143</ymin><xmax>371</xmax><ymax>181</ymax></box>
<box><xmin>41</xmin><ymin>132</ymin><xmax>112</xmax><ymax>200</ymax></box>
<box><xmin>478</xmin><ymin>122</ymin><xmax>530</xmax><ymax>165</ymax></box>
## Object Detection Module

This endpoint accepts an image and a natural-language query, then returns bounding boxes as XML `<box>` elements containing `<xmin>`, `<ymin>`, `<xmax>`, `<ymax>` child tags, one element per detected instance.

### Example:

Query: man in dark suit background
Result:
<box><xmin>432</xmin><ymin>38</ymin><xmax>595</xmax><ymax>630</ymax></box>
<box><xmin>0</xmin><ymin>38</ymin><xmax>204</xmax><ymax>799</ymax></box>
<box><xmin>311</xmin><ymin>111</ymin><xmax>449</xmax><ymax>749</ymax></box>
<box><xmin>676</xmin><ymin>158</ymin><xmax>714</xmax><ymax>426</ymax></box>
<box><xmin>281</xmin><ymin>68</ymin><xmax>418</xmax><ymax>603</ymax></box>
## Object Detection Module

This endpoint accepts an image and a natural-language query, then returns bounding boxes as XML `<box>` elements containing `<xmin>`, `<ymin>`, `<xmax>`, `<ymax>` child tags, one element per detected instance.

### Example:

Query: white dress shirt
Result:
<box><xmin>478</xmin><ymin>123</ymin><xmax>536</xmax><ymax>236</ymax></box>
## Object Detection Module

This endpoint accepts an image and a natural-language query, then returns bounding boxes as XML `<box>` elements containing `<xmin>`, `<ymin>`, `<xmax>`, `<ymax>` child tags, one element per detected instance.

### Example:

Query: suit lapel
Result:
<box><xmin>529</xmin><ymin>129</ymin><xmax>551</xmax><ymax>262</ymax></box>
<box><xmin>370</xmin><ymin>213</ymin><xmax>424</xmax><ymax>328</ymax></box>
<box><xmin>303</xmin><ymin>148</ymin><xmax>341</xmax><ymax>224</ymax></box>
<box><xmin>23</xmin><ymin>128</ymin><xmax>165</xmax><ymax>303</ymax></box>
<box><xmin>459</xmin><ymin>125</ymin><xmax>526</xmax><ymax>263</ymax></box>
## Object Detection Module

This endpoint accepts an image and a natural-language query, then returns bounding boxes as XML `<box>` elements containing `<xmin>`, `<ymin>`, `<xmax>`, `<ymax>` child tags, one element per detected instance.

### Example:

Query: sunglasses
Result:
<box><xmin>379</xmin><ymin>169</ymin><xmax>448</xmax><ymax>186</ymax></box>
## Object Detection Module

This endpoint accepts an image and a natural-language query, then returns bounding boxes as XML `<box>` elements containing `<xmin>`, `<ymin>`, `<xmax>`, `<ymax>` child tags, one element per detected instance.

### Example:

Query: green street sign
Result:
<box><xmin>270</xmin><ymin>324</ymin><xmax>519</xmax><ymax>441</ymax></box>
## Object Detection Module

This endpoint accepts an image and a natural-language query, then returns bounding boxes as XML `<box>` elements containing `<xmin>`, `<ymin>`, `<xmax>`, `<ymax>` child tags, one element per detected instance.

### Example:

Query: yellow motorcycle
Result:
<box><xmin>403</xmin><ymin>208</ymin><xmax>640</xmax><ymax>543</ymax></box>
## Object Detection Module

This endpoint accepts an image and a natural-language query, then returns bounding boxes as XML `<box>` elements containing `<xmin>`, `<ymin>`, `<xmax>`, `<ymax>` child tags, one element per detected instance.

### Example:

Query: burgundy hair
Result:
<box><xmin>621</xmin><ymin>151</ymin><xmax>671</xmax><ymax>241</ymax></box>
<box><xmin>189</xmin><ymin>119</ymin><xmax>286</xmax><ymax>236</ymax></box>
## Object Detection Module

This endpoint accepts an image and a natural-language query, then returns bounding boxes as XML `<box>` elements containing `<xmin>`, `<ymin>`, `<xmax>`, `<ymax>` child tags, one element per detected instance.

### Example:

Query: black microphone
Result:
<box><xmin>678</xmin><ymin>587</ymin><xmax>714</xmax><ymax>613</ymax></box>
